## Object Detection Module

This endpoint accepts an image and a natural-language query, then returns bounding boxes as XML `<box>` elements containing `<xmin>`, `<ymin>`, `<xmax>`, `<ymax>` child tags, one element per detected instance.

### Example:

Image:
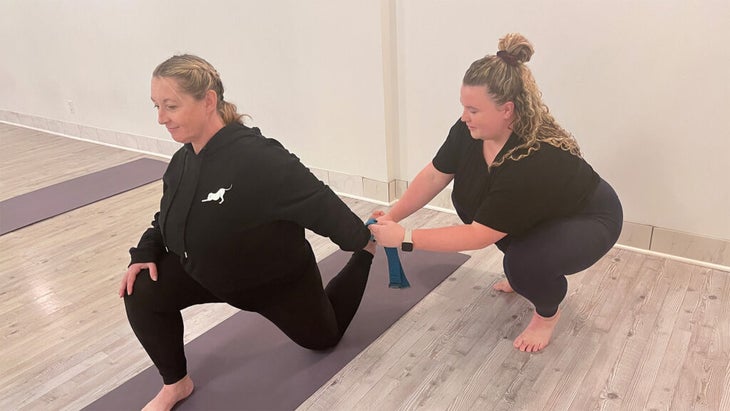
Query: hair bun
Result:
<box><xmin>498</xmin><ymin>33</ymin><xmax>534</xmax><ymax>64</ymax></box>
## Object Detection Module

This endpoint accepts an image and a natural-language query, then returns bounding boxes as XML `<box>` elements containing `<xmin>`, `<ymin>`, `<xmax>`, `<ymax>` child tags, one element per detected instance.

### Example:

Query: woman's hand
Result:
<box><xmin>368</xmin><ymin>220</ymin><xmax>405</xmax><ymax>248</ymax></box>
<box><xmin>370</xmin><ymin>210</ymin><xmax>394</xmax><ymax>223</ymax></box>
<box><xmin>119</xmin><ymin>262</ymin><xmax>158</xmax><ymax>297</ymax></box>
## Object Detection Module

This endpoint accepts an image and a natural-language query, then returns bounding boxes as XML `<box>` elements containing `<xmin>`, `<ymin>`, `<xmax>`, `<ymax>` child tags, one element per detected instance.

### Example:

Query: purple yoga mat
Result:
<box><xmin>84</xmin><ymin>249</ymin><xmax>470</xmax><ymax>411</ymax></box>
<box><xmin>0</xmin><ymin>158</ymin><xmax>168</xmax><ymax>235</ymax></box>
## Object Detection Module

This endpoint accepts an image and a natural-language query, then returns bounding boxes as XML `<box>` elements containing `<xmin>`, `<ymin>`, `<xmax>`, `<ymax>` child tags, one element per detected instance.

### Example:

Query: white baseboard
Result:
<box><xmin>3</xmin><ymin>110</ymin><xmax>728</xmax><ymax>269</ymax></box>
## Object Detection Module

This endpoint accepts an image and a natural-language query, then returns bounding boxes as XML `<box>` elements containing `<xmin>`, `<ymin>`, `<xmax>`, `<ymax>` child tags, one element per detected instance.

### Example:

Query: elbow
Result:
<box><xmin>464</xmin><ymin>237</ymin><xmax>493</xmax><ymax>251</ymax></box>
<box><xmin>339</xmin><ymin>227</ymin><xmax>371</xmax><ymax>252</ymax></box>
<box><xmin>468</xmin><ymin>223</ymin><xmax>505</xmax><ymax>250</ymax></box>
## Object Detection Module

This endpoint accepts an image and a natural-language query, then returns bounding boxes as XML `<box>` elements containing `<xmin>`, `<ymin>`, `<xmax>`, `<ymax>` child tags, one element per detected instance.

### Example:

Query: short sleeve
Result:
<box><xmin>432</xmin><ymin>119</ymin><xmax>469</xmax><ymax>174</ymax></box>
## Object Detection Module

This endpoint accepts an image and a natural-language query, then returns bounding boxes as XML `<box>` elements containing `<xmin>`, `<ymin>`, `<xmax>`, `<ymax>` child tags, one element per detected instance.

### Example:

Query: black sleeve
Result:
<box><xmin>128</xmin><ymin>160</ymin><xmax>172</xmax><ymax>266</ymax></box>
<box><xmin>263</xmin><ymin>140</ymin><xmax>370</xmax><ymax>251</ymax></box>
<box><xmin>432</xmin><ymin>119</ymin><xmax>467</xmax><ymax>174</ymax></box>
<box><xmin>128</xmin><ymin>211</ymin><xmax>165</xmax><ymax>265</ymax></box>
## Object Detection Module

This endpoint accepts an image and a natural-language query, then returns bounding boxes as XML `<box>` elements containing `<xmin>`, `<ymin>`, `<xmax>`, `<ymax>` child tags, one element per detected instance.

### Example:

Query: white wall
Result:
<box><xmin>0</xmin><ymin>0</ymin><xmax>391</xmax><ymax>181</ymax></box>
<box><xmin>395</xmin><ymin>0</ymin><xmax>730</xmax><ymax>240</ymax></box>
<box><xmin>1</xmin><ymin>1</ymin><xmax>728</xmax><ymax>240</ymax></box>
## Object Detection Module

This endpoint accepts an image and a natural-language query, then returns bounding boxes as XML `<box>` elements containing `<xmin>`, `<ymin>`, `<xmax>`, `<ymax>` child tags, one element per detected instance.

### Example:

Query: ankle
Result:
<box><xmin>535</xmin><ymin>309</ymin><xmax>561</xmax><ymax>322</ymax></box>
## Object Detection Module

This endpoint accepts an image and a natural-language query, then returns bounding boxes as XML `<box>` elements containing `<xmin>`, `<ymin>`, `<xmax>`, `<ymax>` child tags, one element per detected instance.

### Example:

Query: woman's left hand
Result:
<box><xmin>368</xmin><ymin>220</ymin><xmax>405</xmax><ymax>248</ymax></box>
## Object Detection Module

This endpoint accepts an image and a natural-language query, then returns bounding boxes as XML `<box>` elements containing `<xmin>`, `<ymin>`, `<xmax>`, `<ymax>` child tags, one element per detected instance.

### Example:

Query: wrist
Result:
<box><xmin>382</xmin><ymin>213</ymin><xmax>398</xmax><ymax>223</ymax></box>
<box><xmin>401</xmin><ymin>228</ymin><xmax>413</xmax><ymax>252</ymax></box>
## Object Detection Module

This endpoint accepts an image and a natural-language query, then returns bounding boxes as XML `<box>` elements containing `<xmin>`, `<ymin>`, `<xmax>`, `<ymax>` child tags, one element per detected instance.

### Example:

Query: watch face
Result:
<box><xmin>402</xmin><ymin>242</ymin><xmax>414</xmax><ymax>252</ymax></box>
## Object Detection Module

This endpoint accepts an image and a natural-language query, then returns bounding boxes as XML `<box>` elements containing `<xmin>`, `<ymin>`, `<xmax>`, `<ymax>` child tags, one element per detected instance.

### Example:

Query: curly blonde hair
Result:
<box><xmin>153</xmin><ymin>54</ymin><xmax>247</xmax><ymax>125</ymax></box>
<box><xmin>463</xmin><ymin>33</ymin><xmax>582</xmax><ymax>168</ymax></box>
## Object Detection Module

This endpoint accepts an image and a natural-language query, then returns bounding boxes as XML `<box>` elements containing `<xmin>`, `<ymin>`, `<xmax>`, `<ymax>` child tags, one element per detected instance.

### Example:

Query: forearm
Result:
<box><xmin>326</xmin><ymin>195</ymin><xmax>371</xmax><ymax>251</ymax></box>
<box><xmin>129</xmin><ymin>217</ymin><xmax>165</xmax><ymax>264</ymax></box>
<box><xmin>389</xmin><ymin>163</ymin><xmax>453</xmax><ymax>222</ymax></box>
<box><xmin>411</xmin><ymin>224</ymin><xmax>506</xmax><ymax>253</ymax></box>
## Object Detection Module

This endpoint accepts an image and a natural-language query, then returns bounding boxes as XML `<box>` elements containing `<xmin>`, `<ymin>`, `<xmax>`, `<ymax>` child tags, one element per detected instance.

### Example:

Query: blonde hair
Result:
<box><xmin>463</xmin><ymin>33</ymin><xmax>582</xmax><ymax>168</ymax></box>
<box><xmin>153</xmin><ymin>54</ymin><xmax>246</xmax><ymax>125</ymax></box>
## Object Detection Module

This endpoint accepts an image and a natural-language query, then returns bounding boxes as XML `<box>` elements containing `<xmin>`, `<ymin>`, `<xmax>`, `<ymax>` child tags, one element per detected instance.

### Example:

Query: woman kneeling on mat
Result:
<box><xmin>369</xmin><ymin>33</ymin><xmax>623</xmax><ymax>353</ymax></box>
<box><xmin>119</xmin><ymin>54</ymin><xmax>376</xmax><ymax>411</ymax></box>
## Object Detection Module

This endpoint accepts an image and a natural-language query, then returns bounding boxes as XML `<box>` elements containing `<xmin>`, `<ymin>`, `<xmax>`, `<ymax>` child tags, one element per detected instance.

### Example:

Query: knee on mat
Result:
<box><xmin>295</xmin><ymin>330</ymin><xmax>342</xmax><ymax>351</ymax></box>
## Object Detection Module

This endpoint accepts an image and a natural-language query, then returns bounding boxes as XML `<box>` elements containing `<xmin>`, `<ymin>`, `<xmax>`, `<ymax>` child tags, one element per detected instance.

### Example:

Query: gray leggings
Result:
<box><xmin>495</xmin><ymin>179</ymin><xmax>623</xmax><ymax>317</ymax></box>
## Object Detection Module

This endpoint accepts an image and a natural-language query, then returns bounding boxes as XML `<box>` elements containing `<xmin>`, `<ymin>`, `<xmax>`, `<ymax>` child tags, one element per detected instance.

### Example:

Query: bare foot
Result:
<box><xmin>142</xmin><ymin>375</ymin><xmax>194</xmax><ymax>411</ymax></box>
<box><xmin>513</xmin><ymin>310</ymin><xmax>561</xmax><ymax>353</ymax></box>
<box><xmin>493</xmin><ymin>279</ymin><xmax>514</xmax><ymax>293</ymax></box>
<box><xmin>363</xmin><ymin>239</ymin><xmax>377</xmax><ymax>256</ymax></box>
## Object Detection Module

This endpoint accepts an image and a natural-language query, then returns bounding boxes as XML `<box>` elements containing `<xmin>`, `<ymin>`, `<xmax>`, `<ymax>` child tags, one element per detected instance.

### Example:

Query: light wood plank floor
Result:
<box><xmin>1</xmin><ymin>123</ymin><xmax>728</xmax><ymax>411</ymax></box>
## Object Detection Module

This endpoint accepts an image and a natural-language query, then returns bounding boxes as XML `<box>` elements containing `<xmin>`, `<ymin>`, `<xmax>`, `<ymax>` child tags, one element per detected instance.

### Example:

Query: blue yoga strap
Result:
<box><xmin>365</xmin><ymin>218</ymin><xmax>410</xmax><ymax>289</ymax></box>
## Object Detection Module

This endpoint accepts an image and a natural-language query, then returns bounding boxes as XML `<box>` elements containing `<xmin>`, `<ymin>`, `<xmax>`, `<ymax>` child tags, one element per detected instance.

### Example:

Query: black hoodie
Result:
<box><xmin>129</xmin><ymin>122</ymin><xmax>370</xmax><ymax>295</ymax></box>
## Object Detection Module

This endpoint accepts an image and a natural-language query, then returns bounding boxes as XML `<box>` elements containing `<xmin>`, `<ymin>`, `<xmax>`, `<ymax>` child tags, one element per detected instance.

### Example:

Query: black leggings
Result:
<box><xmin>124</xmin><ymin>248</ymin><xmax>373</xmax><ymax>385</ymax></box>
<box><xmin>495</xmin><ymin>179</ymin><xmax>623</xmax><ymax>317</ymax></box>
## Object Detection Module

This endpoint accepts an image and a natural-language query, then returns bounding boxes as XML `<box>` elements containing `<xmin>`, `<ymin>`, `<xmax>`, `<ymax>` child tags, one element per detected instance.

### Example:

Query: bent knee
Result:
<box><xmin>295</xmin><ymin>332</ymin><xmax>341</xmax><ymax>351</ymax></box>
<box><xmin>123</xmin><ymin>270</ymin><xmax>165</xmax><ymax>310</ymax></box>
<box><xmin>503</xmin><ymin>253</ymin><xmax>537</xmax><ymax>283</ymax></box>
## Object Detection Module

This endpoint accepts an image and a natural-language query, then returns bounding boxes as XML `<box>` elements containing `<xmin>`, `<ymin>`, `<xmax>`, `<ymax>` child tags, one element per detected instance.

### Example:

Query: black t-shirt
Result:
<box><xmin>432</xmin><ymin>119</ymin><xmax>600</xmax><ymax>236</ymax></box>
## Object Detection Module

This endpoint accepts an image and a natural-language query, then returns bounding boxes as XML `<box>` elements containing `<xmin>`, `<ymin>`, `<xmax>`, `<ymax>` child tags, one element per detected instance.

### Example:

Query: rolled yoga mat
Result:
<box><xmin>0</xmin><ymin>158</ymin><xmax>168</xmax><ymax>235</ymax></box>
<box><xmin>84</xmin><ymin>248</ymin><xmax>470</xmax><ymax>411</ymax></box>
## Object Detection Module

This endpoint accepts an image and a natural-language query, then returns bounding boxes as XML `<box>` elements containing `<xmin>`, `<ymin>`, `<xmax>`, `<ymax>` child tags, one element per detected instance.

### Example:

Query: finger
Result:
<box><xmin>118</xmin><ymin>276</ymin><xmax>127</xmax><ymax>297</ymax></box>
<box><xmin>126</xmin><ymin>271</ymin><xmax>137</xmax><ymax>296</ymax></box>
<box><xmin>149</xmin><ymin>264</ymin><xmax>158</xmax><ymax>281</ymax></box>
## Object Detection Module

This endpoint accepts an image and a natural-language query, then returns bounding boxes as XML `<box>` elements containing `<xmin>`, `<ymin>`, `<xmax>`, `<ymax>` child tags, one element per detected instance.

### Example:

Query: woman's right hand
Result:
<box><xmin>370</xmin><ymin>210</ymin><xmax>393</xmax><ymax>222</ymax></box>
<box><xmin>118</xmin><ymin>262</ymin><xmax>158</xmax><ymax>297</ymax></box>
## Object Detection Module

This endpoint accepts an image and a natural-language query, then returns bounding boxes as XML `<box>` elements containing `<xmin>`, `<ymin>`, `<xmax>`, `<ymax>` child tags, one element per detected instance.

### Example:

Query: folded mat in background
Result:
<box><xmin>0</xmin><ymin>158</ymin><xmax>168</xmax><ymax>235</ymax></box>
<box><xmin>84</xmin><ymin>248</ymin><xmax>470</xmax><ymax>411</ymax></box>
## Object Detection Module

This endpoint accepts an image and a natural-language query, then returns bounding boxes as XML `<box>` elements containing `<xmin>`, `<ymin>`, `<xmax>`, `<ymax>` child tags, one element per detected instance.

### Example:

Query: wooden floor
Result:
<box><xmin>1</xmin><ymin>122</ymin><xmax>728</xmax><ymax>411</ymax></box>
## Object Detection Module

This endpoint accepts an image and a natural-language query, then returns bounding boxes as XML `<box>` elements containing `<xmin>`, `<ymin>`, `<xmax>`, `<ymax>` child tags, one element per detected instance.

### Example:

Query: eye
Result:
<box><xmin>166</xmin><ymin>105</ymin><xmax>177</xmax><ymax>110</ymax></box>
<box><xmin>153</xmin><ymin>104</ymin><xmax>159</xmax><ymax>109</ymax></box>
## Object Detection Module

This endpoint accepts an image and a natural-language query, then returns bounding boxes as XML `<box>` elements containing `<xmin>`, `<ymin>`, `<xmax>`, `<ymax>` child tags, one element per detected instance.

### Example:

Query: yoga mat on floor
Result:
<box><xmin>0</xmin><ymin>158</ymin><xmax>168</xmax><ymax>235</ymax></box>
<box><xmin>84</xmin><ymin>249</ymin><xmax>470</xmax><ymax>411</ymax></box>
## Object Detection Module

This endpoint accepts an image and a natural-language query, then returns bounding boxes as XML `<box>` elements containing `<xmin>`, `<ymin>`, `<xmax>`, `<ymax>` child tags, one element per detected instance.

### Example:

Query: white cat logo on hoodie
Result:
<box><xmin>201</xmin><ymin>185</ymin><xmax>232</xmax><ymax>204</ymax></box>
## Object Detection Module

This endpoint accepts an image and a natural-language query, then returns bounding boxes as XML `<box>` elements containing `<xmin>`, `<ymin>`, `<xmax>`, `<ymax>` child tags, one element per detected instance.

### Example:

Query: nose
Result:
<box><xmin>157</xmin><ymin>109</ymin><xmax>167</xmax><ymax>125</ymax></box>
<box><xmin>460</xmin><ymin>109</ymin><xmax>470</xmax><ymax>123</ymax></box>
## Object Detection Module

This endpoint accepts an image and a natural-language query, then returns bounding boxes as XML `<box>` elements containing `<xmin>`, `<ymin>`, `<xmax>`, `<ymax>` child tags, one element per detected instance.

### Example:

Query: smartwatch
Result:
<box><xmin>401</xmin><ymin>228</ymin><xmax>413</xmax><ymax>252</ymax></box>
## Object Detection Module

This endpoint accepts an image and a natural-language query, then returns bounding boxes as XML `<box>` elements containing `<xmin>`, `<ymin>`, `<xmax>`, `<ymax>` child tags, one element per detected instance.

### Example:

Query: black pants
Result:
<box><xmin>124</xmin><ymin>247</ymin><xmax>373</xmax><ymax>384</ymax></box>
<box><xmin>495</xmin><ymin>179</ymin><xmax>623</xmax><ymax>317</ymax></box>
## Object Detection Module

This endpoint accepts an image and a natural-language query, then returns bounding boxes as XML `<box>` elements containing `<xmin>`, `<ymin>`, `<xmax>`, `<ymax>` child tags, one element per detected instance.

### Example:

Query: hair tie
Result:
<box><xmin>497</xmin><ymin>50</ymin><xmax>519</xmax><ymax>66</ymax></box>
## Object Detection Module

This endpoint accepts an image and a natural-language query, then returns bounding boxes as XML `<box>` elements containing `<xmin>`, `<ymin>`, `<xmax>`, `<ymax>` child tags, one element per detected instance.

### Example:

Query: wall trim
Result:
<box><xmin>614</xmin><ymin>244</ymin><xmax>729</xmax><ymax>273</ymax></box>
<box><xmin>3</xmin><ymin>112</ymin><xmax>728</xmax><ymax>270</ymax></box>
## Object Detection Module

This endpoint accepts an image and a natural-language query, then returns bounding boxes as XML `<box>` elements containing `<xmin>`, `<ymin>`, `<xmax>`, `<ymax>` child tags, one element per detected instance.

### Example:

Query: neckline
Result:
<box><xmin>481</xmin><ymin>132</ymin><xmax>517</xmax><ymax>168</ymax></box>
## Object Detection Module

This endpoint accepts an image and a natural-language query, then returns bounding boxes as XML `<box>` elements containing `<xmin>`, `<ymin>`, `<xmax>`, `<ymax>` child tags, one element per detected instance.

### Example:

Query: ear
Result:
<box><xmin>502</xmin><ymin>101</ymin><xmax>515</xmax><ymax>118</ymax></box>
<box><xmin>204</xmin><ymin>89</ymin><xmax>219</xmax><ymax>112</ymax></box>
